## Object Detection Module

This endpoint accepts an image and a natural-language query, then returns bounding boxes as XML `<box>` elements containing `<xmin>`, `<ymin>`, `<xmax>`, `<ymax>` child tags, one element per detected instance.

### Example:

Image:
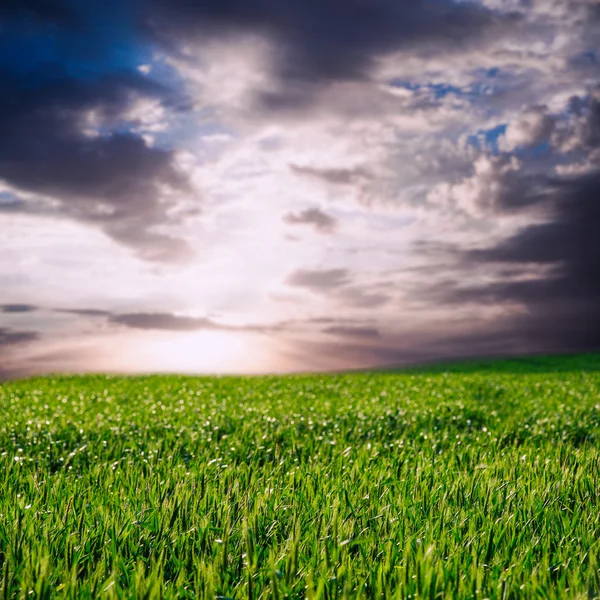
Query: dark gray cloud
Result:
<box><xmin>337</xmin><ymin>287</ymin><xmax>392</xmax><ymax>309</ymax></box>
<box><xmin>287</xmin><ymin>269</ymin><xmax>393</xmax><ymax>308</ymax></box>
<box><xmin>110</xmin><ymin>313</ymin><xmax>221</xmax><ymax>331</ymax></box>
<box><xmin>0</xmin><ymin>68</ymin><xmax>194</xmax><ymax>262</ymax></box>
<box><xmin>3</xmin><ymin>306</ymin><xmax>230</xmax><ymax>332</ymax></box>
<box><xmin>323</xmin><ymin>326</ymin><xmax>380</xmax><ymax>339</ymax></box>
<box><xmin>0</xmin><ymin>328</ymin><xmax>39</xmax><ymax>346</ymax></box>
<box><xmin>107</xmin><ymin>312</ymin><xmax>289</xmax><ymax>334</ymax></box>
<box><xmin>1</xmin><ymin>304</ymin><xmax>38</xmax><ymax>313</ymax></box>
<box><xmin>142</xmin><ymin>0</ymin><xmax>516</xmax><ymax>86</ymax></box>
<box><xmin>572</xmin><ymin>88</ymin><xmax>600</xmax><ymax>150</ymax></box>
<box><xmin>283</xmin><ymin>207</ymin><xmax>337</xmax><ymax>234</ymax></box>
<box><xmin>287</xmin><ymin>268</ymin><xmax>350</xmax><ymax>291</ymax></box>
<box><xmin>429</xmin><ymin>170</ymin><xmax>600</xmax><ymax>353</ymax></box>
<box><xmin>589</xmin><ymin>3</ymin><xmax>600</xmax><ymax>20</ymax></box>
<box><xmin>290</xmin><ymin>164</ymin><xmax>373</xmax><ymax>186</ymax></box>
<box><xmin>548</xmin><ymin>87</ymin><xmax>600</xmax><ymax>156</ymax></box>
<box><xmin>0</xmin><ymin>0</ymin><xmax>196</xmax><ymax>264</ymax></box>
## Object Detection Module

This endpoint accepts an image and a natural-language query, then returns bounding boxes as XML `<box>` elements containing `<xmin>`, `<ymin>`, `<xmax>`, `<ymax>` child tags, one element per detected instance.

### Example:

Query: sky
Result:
<box><xmin>1</xmin><ymin>0</ymin><xmax>599</xmax><ymax>376</ymax></box>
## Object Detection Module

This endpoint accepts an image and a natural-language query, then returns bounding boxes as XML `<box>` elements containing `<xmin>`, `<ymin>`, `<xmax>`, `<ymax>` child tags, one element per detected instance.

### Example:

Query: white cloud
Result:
<box><xmin>427</xmin><ymin>155</ymin><xmax>522</xmax><ymax>218</ymax></box>
<box><xmin>501</xmin><ymin>105</ymin><xmax>555</xmax><ymax>150</ymax></box>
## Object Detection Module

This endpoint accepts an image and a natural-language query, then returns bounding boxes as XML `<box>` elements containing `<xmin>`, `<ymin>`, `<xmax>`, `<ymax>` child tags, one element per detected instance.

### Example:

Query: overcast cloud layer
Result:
<box><xmin>1</xmin><ymin>0</ymin><xmax>599</xmax><ymax>376</ymax></box>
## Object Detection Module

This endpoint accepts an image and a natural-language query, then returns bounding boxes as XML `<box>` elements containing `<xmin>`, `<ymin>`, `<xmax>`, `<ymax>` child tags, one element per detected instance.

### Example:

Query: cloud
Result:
<box><xmin>57</xmin><ymin>308</ymin><xmax>386</xmax><ymax>343</ymax></box>
<box><xmin>427</xmin><ymin>154</ymin><xmax>553</xmax><ymax>217</ymax></box>
<box><xmin>1</xmin><ymin>304</ymin><xmax>37</xmax><ymax>313</ymax></box>
<box><xmin>323</xmin><ymin>325</ymin><xmax>380</xmax><ymax>339</ymax></box>
<box><xmin>554</xmin><ymin>87</ymin><xmax>600</xmax><ymax>154</ymax></box>
<box><xmin>502</xmin><ymin>105</ymin><xmax>556</xmax><ymax>150</ymax></box>
<box><xmin>110</xmin><ymin>313</ymin><xmax>220</xmax><ymax>331</ymax></box>
<box><xmin>0</xmin><ymin>68</ymin><xmax>197</xmax><ymax>262</ymax></box>
<box><xmin>287</xmin><ymin>268</ymin><xmax>350</xmax><ymax>291</ymax></box>
<box><xmin>283</xmin><ymin>207</ymin><xmax>337</xmax><ymax>234</ymax></box>
<box><xmin>141</xmin><ymin>0</ymin><xmax>518</xmax><ymax>111</ymax></box>
<box><xmin>398</xmin><ymin>84</ymin><xmax>600</xmax><ymax>357</ymax></box>
<box><xmin>336</xmin><ymin>287</ymin><xmax>392</xmax><ymax>309</ymax></box>
<box><xmin>428</xmin><ymin>167</ymin><xmax>600</xmax><ymax>352</ymax></box>
<box><xmin>0</xmin><ymin>0</ymin><xmax>199</xmax><ymax>264</ymax></box>
<box><xmin>0</xmin><ymin>328</ymin><xmax>39</xmax><ymax>346</ymax></box>
<box><xmin>286</xmin><ymin>269</ymin><xmax>393</xmax><ymax>309</ymax></box>
<box><xmin>290</xmin><ymin>164</ymin><xmax>374</xmax><ymax>186</ymax></box>
<box><xmin>287</xmin><ymin>162</ymin><xmax>382</xmax><ymax>207</ymax></box>
<box><xmin>106</xmin><ymin>312</ymin><xmax>287</xmax><ymax>334</ymax></box>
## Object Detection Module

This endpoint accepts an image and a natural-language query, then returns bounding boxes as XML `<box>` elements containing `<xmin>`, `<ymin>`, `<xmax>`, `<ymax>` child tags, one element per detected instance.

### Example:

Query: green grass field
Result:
<box><xmin>1</xmin><ymin>354</ymin><xmax>600</xmax><ymax>599</ymax></box>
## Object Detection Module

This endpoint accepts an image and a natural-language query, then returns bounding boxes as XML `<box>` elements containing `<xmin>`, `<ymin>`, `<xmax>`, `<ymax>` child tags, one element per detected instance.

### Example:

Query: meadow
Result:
<box><xmin>1</xmin><ymin>354</ymin><xmax>599</xmax><ymax>599</ymax></box>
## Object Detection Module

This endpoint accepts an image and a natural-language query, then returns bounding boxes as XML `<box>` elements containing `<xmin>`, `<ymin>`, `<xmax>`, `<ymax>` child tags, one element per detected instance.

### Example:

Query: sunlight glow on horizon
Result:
<box><xmin>133</xmin><ymin>330</ymin><xmax>275</xmax><ymax>374</ymax></box>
